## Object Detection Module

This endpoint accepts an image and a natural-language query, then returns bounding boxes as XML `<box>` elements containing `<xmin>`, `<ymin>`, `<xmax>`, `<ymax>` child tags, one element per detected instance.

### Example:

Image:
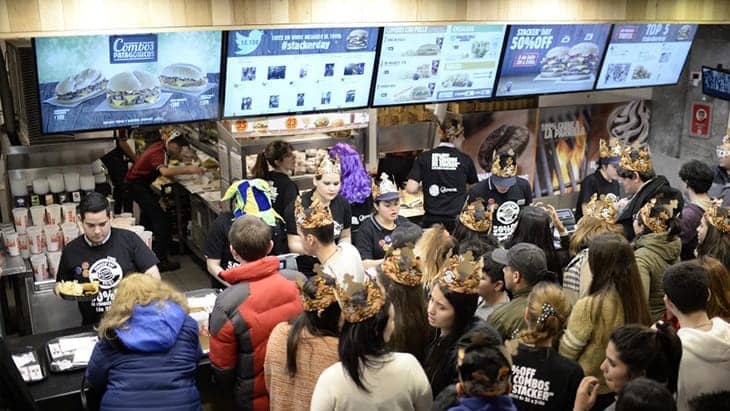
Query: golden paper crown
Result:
<box><xmin>334</xmin><ymin>274</ymin><xmax>386</xmax><ymax>323</ymax></box>
<box><xmin>445</xmin><ymin>119</ymin><xmax>464</xmax><ymax>141</ymax></box>
<box><xmin>599</xmin><ymin>138</ymin><xmax>622</xmax><ymax>159</ymax></box>
<box><xmin>619</xmin><ymin>145</ymin><xmax>653</xmax><ymax>173</ymax></box>
<box><xmin>437</xmin><ymin>250</ymin><xmax>483</xmax><ymax>294</ymax></box>
<box><xmin>298</xmin><ymin>268</ymin><xmax>338</xmax><ymax>314</ymax></box>
<box><xmin>316</xmin><ymin>156</ymin><xmax>341</xmax><ymax>177</ymax></box>
<box><xmin>705</xmin><ymin>201</ymin><xmax>730</xmax><ymax>234</ymax></box>
<box><xmin>459</xmin><ymin>198</ymin><xmax>494</xmax><ymax>233</ymax></box>
<box><xmin>581</xmin><ymin>193</ymin><xmax>618</xmax><ymax>223</ymax></box>
<box><xmin>381</xmin><ymin>245</ymin><xmax>422</xmax><ymax>287</ymax></box>
<box><xmin>371</xmin><ymin>173</ymin><xmax>399</xmax><ymax>201</ymax></box>
<box><xmin>491</xmin><ymin>150</ymin><xmax>517</xmax><ymax>178</ymax></box>
<box><xmin>294</xmin><ymin>196</ymin><xmax>334</xmax><ymax>229</ymax></box>
<box><xmin>638</xmin><ymin>198</ymin><xmax>678</xmax><ymax>233</ymax></box>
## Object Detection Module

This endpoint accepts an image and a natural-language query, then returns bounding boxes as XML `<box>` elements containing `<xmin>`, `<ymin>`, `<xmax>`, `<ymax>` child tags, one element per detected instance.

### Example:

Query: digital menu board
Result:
<box><xmin>495</xmin><ymin>24</ymin><xmax>612</xmax><ymax>97</ymax></box>
<box><xmin>596</xmin><ymin>24</ymin><xmax>697</xmax><ymax>90</ymax></box>
<box><xmin>35</xmin><ymin>31</ymin><xmax>222</xmax><ymax>134</ymax></box>
<box><xmin>372</xmin><ymin>24</ymin><xmax>507</xmax><ymax>106</ymax></box>
<box><xmin>222</xmin><ymin>28</ymin><xmax>379</xmax><ymax>118</ymax></box>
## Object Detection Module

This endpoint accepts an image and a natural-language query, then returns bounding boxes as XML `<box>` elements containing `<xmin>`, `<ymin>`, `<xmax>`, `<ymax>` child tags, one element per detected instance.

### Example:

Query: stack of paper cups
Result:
<box><xmin>62</xmin><ymin>203</ymin><xmax>77</xmax><ymax>224</ymax></box>
<box><xmin>46</xmin><ymin>204</ymin><xmax>62</xmax><ymax>225</ymax></box>
<box><xmin>12</xmin><ymin>208</ymin><xmax>29</xmax><ymax>233</ymax></box>
<box><xmin>29</xmin><ymin>206</ymin><xmax>46</xmax><ymax>226</ymax></box>
<box><xmin>18</xmin><ymin>233</ymin><xmax>30</xmax><ymax>258</ymax></box>
<box><xmin>27</xmin><ymin>226</ymin><xmax>45</xmax><ymax>254</ymax></box>
<box><xmin>47</xmin><ymin>251</ymin><xmax>62</xmax><ymax>280</ymax></box>
<box><xmin>61</xmin><ymin>222</ymin><xmax>80</xmax><ymax>245</ymax></box>
<box><xmin>44</xmin><ymin>225</ymin><xmax>62</xmax><ymax>252</ymax></box>
<box><xmin>5</xmin><ymin>231</ymin><xmax>19</xmax><ymax>256</ymax></box>
<box><xmin>30</xmin><ymin>254</ymin><xmax>48</xmax><ymax>282</ymax></box>
<box><xmin>131</xmin><ymin>225</ymin><xmax>145</xmax><ymax>237</ymax></box>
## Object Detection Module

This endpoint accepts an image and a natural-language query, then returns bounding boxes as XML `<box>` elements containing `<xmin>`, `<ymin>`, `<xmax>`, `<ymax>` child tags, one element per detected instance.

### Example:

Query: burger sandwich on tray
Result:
<box><xmin>54</xmin><ymin>68</ymin><xmax>108</xmax><ymax>103</ymax></box>
<box><xmin>106</xmin><ymin>70</ymin><xmax>162</xmax><ymax>108</ymax></box>
<box><xmin>159</xmin><ymin>63</ymin><xmax>209</xmax><ymax>92</ymax></box>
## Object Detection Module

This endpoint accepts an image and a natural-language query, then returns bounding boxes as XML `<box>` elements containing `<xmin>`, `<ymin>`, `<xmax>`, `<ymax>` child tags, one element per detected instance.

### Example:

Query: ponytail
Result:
<box><xmin>251</xmin><ymin>152</ymin><xmax>269</xmax><ymax>179</ymax></box>
<box><xmin>252</xmin><ymin>140</ymin><xmax>294</xmax><ymax>179</ymax></box>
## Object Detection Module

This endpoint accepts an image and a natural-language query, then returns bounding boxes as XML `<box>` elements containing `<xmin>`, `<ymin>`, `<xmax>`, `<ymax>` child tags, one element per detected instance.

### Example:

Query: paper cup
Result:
<box><xmin>46</xmin><ymin>204</ymin><xmax>62</xmax><ymax>225</ymax></box>
<box><xmin>18</xmin><ymin>233</ymin><xmax>30</xmax><ymax>259</ymax></box>
<box><xmin>9</xmin><ymin>175</ymin><xmax>28</xmax><ymax>196</ymax></box>
<box><xmin>30</xmin><ymin>206</ymin><xmax>46</xmax><ymax>226</ymax></box>
<box><xmin>32</xmin><ymin>178</ymin><xmax>49</xmax><ymax>195</ymax></box>
<box><xmin>48</xmin><ymin>173</ymin><xmax>65</xmax><ymax>193</ymax></box>
<box><xmin>141</xmin><ymin>231</ymin><xmax>153</xmax><ymax>250</ymax></box>
<box><xmin>44</xmin><ymin>225</ymin><xmax>62</xmax><ymax>252</ymax></box>
<box><xmin>91</xmin><ymin>159</ymin><xmax>104</xmax><ymax>174</ymax></box>
<box><xmin>80</xmin><ymin>174</ymin><xmax>95</xmax><ymax>191</ymax></box>
<box><xmin>62</xmin><ymin>203</ymin><xmax>77</xmax><ymax>223</ymax></box>
<box><xmin>12</xmin><ymin>208</ymin><xmax>29</xmax><ymax>234</ymax></box>
<box><xmin>30</xmin><ymin>254</ymin><xmax>48</xmax><ymax>282</ymax></box>
<box><xmin>64</xmin><ymin>172</ymin><xmax>80</xmax><ymax>192</ymax></box>
<box><xmin>27</xmin><ymin>226</ymin><xmax>45</xmax><ymax>254</ymax></box>
<box><xmin>5</xmin><ymin>231</ymin><xmax>19</xmax><ymax>256</ymax></box>
<box><xmin>61</xmin><ymin>222</ymin><xmax>80</xmax><ymax>245</ymax></box>
<box><xmin>47</xmin><ymin>251</ymin><xmax>62</xmax><ymax>280</ymax></box>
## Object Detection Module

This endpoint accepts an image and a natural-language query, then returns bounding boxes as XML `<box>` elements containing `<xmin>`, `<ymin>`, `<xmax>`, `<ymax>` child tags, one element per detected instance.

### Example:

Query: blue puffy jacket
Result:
<box><xmin>86</xmin><ymin>301</ymin><xmax>203</xmax><ymax>411</ymax></box>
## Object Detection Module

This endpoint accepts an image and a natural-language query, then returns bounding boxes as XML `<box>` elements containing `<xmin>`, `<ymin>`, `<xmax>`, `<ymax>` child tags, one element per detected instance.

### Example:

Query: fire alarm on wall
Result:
<box><xmin>691</xmin><ymin>71</ymin><xmax>701</xmax><ymax>87</ymax></box>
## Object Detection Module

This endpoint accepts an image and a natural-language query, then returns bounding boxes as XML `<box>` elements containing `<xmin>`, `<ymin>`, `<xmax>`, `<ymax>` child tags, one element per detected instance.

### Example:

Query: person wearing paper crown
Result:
<box><xmin>405</xmin><ymin>116</ymin><xmax>479</xmax><ymax>233</ymax></box>
<box><xmin>355</xmin><ymin>173</ymin><xmax>411</xmax><ymax>269</ymax></box>
<box><xmin>615</xmin><ymin>144</ymin><xmax>684</xmax><ymax>241</ymax></box>
<box><xmin>696</xmin><ymin>201</ymin><xmax>730</xmax><ymax>269</ymax></box>
<box><xmin>708</xmin><ymin>134</ymin><xmax>730</xmax><ymax>205</ymax></box>
<box><xmin>467</xmin><ymin>150</ymin><xmax>533</xmax><ymax>242</ymax></box>
<box><xmin>204</xmin><ymin>179</ymin><xmax>286</xmax><ymax>287</ymax></box>
<box><xmin>310</xmin><ymin>274</ymin><xmax>433</xmax><ymax>409</ymax></box>
<box><xmin>453</xmin><ymin>198</ymin><xmax>499</xmax><ymax>258</ymax></box>
<box><xmin>574</xmin><ymin>138</ymin><xmax>621</xmax><ymax>221</ymax></box>
<box><xmin>284</xmin><ymin>155</ymin><xmax>353</xmax><ymax>276</ymax></box>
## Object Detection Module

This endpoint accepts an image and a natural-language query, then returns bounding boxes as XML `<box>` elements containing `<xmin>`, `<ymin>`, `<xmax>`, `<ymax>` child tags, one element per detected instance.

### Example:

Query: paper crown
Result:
<box><xmin>334</xmin><ymin>274</ymin><xmax>385</xmax><ymax>323</ymax></box>
<box><xmin>581</xmin><ymin>193</ymin><xmax>618</xmax><ymax>223</ymax></box>
<box><xmin>459</xmin><ymin>198</ymin><xmax>494</xmax><ymax>233</ymax></box>
<box><xmin>371</xmin><ymin>173</ymin><xmax>399</xmax><ymax>201</ymax></box>
<box><xmin>444</xmin><ymin>118</ymin><xmax>465</xmax><ymax>141</ymax></box>
<box><xmin>716</xmin><ymin>135</ymin><xmax>730</xmax><ymax>158</ymax></box>
<box><xmin>221</xmin><ymin>179</ymin><xmax>283</xmax><ymax>227</ymax></box>
<box><xmin>705</xmin><ymin>201</ymin><xmax>730</xmax><ymax>234</ymax></box>
<box><xmin>638</xmin><ymin>197</ymin><xmax>678</xmax><ymax>233</ymax></box>
<box><xmin>294</xmin><ymin>196</ymin><xmax>334</xmax><ymax>229</ymax></box>
<box><xmin>437</xmin><ymin>250</ymin><xmax>483</xmax><ymax>294</ymax></box>
<box><xmin>599</xmin><ymin>138</ymin><xmax>622</xmax><ymax>159</ymax></box>
<box><xmin>619</xmin><ymin>145</ymin><xmax>653</xmax><ymax>173</ymax></box>
<box><xmin>491</xmin><ymin>150</ymin><xmax>517</xmax><ymax>178</ymax></box>
<box><xmin>381</xmin><ymin>245</ymin><xmax>422</xmax><ymax>287</ymax></box>
<box><xmin>316</xmin><ymin>156</ymin><xmax>341</xmax><ymax>177</ymax></box>
<box><xmin>298</xmin><ymin>268</ymin><xmax>338</xmax><ymax>314</ymax></box>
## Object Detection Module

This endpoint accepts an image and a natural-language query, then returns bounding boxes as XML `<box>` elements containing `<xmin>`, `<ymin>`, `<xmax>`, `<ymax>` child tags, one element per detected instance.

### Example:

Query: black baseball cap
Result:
<box><xmin>491</xmin><ymin>243</ymin><xmax>550</xmax><ymax>284</ymax></box>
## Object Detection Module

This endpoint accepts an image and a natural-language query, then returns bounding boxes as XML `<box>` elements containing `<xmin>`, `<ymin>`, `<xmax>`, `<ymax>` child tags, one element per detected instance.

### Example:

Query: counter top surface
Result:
<box><xmin>2</xmin><ymin>254</ymin><xmax>31</xmax><ymax>277</ymax></box>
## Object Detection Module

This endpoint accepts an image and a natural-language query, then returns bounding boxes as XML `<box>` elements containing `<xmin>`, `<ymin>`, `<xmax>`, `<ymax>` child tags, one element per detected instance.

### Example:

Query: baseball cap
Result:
<box><xmin>490</xmin><ymin>243</ymin><xmax>550</xmax><ymax>284</ymax></box>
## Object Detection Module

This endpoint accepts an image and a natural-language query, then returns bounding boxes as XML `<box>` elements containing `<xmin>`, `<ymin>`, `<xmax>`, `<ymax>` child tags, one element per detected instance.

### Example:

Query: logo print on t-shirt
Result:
<box><xmin>89</xmin><ymin>257</ymin><xmax>123</xmax><ymax>290</ymax></box>
<box><xmin>334</xmin><ymin>220</ymin><xmax>343</xmax><ymax>237</ymax></box>
<box><xmin>496</xmin><ymin>201</ymin><xmax>520</xmax><ymax>225</ymax></box>
<box><xmin>431</xmin><ymin>153</ymin><xmax>460</xmax><ymax>170</ymax></box>
<box><xmin>429</xmin><ymin>184</ymin><xmax>440</xmax><ymax>197</ymax></box>
<box><xmin>268</xmin><ymin>180</ymin><xmax>279</xmax><ymax>203</ymax></box>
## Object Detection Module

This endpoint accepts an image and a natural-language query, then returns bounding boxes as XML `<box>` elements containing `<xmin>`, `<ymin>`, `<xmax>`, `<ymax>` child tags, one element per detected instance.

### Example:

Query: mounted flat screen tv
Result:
<box><xmin>222</xmin><ymin>27</ymin><xmax>379</xmax><ymax>118</ymax></box>
<box><xmin>371</xmin><ymin>24</ymin><xmax>507</xmax><ymax>106</ymax></box>
<box><xmin>34</xmin><ymin>31</ymin><xmax>223</xmax><ymax>134</ymax></box>
<box><xmin>702</xmin><ymin>66</ymin><xmax>730</xmax><ymax>101</ymax></box>
<box><xmin>494</xmin><ymin>24</ymin><xmax>612</xmax><ymax>97</ymax></box>
<box><xmin>596</xmin><ymin>24</ymin><xmax>697</xmax><ymax>90</ymax></box>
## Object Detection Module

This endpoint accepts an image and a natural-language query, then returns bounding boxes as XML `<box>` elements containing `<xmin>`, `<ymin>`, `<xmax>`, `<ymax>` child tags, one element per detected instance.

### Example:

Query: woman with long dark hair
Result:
<box><xmin>423</xmin><ymin>251</ymin><xmax>483</xmax><ymax>399</ymax></box>
<box><xmin>251</xmin><ymin>140</ymin><xmax>298</xmax><ymax>219</ymax></box>
<box><xmin>504</xmin><ymin>205</ymin><xmax>567</xmax><ymax>280</ymax></box>
<box><xmin>264</xmin><ymin>274</ymin><xmax>341</xmax><ymax>411</ymax></box>
<box><xmin>696</xmin><ymin>203</ymin><xmax>730</xmax><ymax>270</ymax></box>
<box><xmin>377</xmin><ymin>245</ymin><xmax>432</xmax><ymax>362</ymax></box>
<box><xmin>695</xmin><ymin>255</ymin><xmax>730</xmax><ymax>321</ymax></box>
<box><xmin>311</xmin><ymin>278</ymin><xmax>432</xmax><ymax>410</ymax></box>
<box><xmin>560</xmin><ymin>232</ymin><xmax>651</xmax><ymax>410</ymax></box>
<box><xmin>452</xmin><ymin>198</ymin><xmax>499</xmax><ymax>258</ymax></box>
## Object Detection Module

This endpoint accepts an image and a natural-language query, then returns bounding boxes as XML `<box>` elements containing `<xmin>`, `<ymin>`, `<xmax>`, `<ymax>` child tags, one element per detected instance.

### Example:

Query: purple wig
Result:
<box><xmin>329</xmin><ymin>143</ymin><xmax>371</xmax><ymax>204</ymax></box>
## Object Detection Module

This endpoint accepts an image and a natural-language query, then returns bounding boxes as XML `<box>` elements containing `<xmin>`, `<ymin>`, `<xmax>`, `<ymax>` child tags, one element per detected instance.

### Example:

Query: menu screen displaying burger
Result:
<box><xmin>495</xmin><ymin>24</ymin><xmax>612</xmax><ymax>97</ymax></box>
<box><xmin>222</xmin><ymin>27</ymin><xmax>379</xmax><ymax>118</ymax></box>
<box><xmin>35</xmin><ymin>31</ymin><xmax>222</xmax><ymax>134</ymax></box>
<box><xmin>596</xmin><ymin>24</ymin><xmax>697</xmax><ymax>90</ymax></box>
<box><xmin>372</xmin><ymin>24</ymin><xmax>507</xmax><ymax>106</ymax></box>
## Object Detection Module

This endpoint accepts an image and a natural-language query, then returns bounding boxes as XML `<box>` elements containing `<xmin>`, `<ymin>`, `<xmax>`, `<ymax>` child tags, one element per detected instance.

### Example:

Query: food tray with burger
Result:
<box><xmin>159</xmin><ymin>63</ymin><xmax>215</xmax><ymax>96</ymax></box>
<box><xmin>55</xmin><ymin>280</ymin><xmax>100</xmax><ymax>302</ymax></box>
<box><xmin>93</xmin><ymin>70</ymin><xmax>172</xmax><ymax>111</ymax></box>
<box><xmin>45</xmin><ymin>68</ymin><xmax>109</xmax><ymax>107</ymax></box>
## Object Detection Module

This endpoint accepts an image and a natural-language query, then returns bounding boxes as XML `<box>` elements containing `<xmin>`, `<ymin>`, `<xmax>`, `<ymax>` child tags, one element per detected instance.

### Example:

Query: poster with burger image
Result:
<box><xmin>495</xmin><ymin>24</ymin><xmax>611</xmax><ymax>97</ymax></box>
<box><xmin>35</xmin><ymin>31</ymin><xmax>222</xmax><ymax>134</ymax></box>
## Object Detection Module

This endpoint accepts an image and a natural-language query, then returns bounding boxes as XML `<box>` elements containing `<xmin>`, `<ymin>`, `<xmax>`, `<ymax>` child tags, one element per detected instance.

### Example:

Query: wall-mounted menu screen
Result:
<box><xmin>35</xmin><ymin>31</ymin><xmax>222</xmax><ymax>134</ymax></box>
<box><xmin>596</xmin><ymin>24</ymin><xmax>697</xmax><ymax>90</ymax></box>
<box><xmin>372</xmin><ymin>24</ymin><xmax>507</xmax><ymax>106</ymax></box>
<box><xmin>703</xmin><ymin>66</ymin><xmax>730</xmax><ymax>101</ymax></box>
<box><xmin>495</xmin><ymin>24</ymin><xmax>612</xmax><ymax>97</ymax></box>
<box><xmin>222</xmin><ymin>28</ymin><xmax>379</xmax><ymax>118</ymax></box>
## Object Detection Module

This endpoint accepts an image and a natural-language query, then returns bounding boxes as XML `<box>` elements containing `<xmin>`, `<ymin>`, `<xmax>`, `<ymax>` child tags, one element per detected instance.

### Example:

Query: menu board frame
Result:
<box><xmin>371</xmin><ymin>24</ymin><xmax>508</xmax><ymax>107</ymax></box>
<box><xmin>595</xmin><ymin>23</ymin><xmax>697</xmax><ymax>92</ymax></box>
<box><xmin>494</xmin><ymin>23</ymin><xmax>613</xmax><ymax>98</ymax></box>
<box><xmin>702</xmin><ymin>65</ymin><xmax>730</xmax><ymax>101</ymax></box>
<box><xmin>33</xmin><ymin>31</ymin><xmax>224</xmax><ymax>135</ymax></box>
<box><xmin>221</xmin><ymin>27</ymin><xmax>381</xmax><ymax>119</ymax></box>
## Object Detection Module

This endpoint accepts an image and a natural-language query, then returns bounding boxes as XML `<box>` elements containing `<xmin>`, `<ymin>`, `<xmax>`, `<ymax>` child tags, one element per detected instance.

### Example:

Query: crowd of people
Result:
<box><xmin>67</xmin><ymin>119</ymin><xmax>730</xmax><ymax>411</ymax></box>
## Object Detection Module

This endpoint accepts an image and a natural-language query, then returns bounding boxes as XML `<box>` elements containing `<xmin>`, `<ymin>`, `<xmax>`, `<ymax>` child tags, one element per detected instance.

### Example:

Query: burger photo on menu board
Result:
<box><xmin>106</xmin><ymin>71</ymin><xmax>161</xmax><ymax>108</ymax></box>
<box><xmin>159</xmin><ymin>63</ymin><xmax>209</xmax><ymax>91</ymax></box>
<box><xmin>54</xmin><ymin>68</ymin><xmax>108</xmax><ymax>103</ymax></box>
<box><xmin>346</xmin><ymin>29</ymin><xmax>369</xmax><ymax>50</ymax></box>
<box><xmin>562</xmin><ymin>42</ymin><xmax>600</xmax><ymax>81</ymax></box>
<box><xmin>539</xmin><ymin>46</ymin><xmax>569</xmax><ymax>78</ymax></box>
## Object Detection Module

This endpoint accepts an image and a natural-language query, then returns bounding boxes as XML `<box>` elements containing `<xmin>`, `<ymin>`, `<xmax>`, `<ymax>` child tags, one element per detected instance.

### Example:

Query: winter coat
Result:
<box><xmin>634</xmin><ymin>232</ymin><xmax>681</xmax><ymax>321</ymax></box>
<box><xmin>85</xmin><ymin>301</ymin><xmax>203</xmax><ymax>411</ymax></box>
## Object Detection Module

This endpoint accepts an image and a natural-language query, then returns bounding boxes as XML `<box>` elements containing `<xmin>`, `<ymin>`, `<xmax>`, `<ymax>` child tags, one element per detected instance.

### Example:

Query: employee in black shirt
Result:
<box><xmin>251</xmin><ymin>140</ymin><xmax>298</xmax><ymax>219</ymax></box>
<box><xmin>355</xmin><ymin>173</ymin><xmax>410</xmax><ymax>269</ymax></box>
<box><xmin>406</xmin><ymin>117</ymin><xmax>478</xmax><ymax>232</ymax></box>
<box><xmin>574</xmin><ymin>138</ymin><xmax>621</xmax><ymax>221</ymax></box>
<box><xmin>468</xmin><ymin>150</ymin><xmax>533</xmax><ymax>242</ymax></box>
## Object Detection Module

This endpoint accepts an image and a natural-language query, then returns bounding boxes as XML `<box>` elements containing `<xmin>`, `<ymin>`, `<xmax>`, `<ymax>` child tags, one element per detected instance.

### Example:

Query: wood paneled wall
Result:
<box><xmin>0</xmin><ymin>0</ymin><xmax>728</xmax><ymax>38</ymax></box>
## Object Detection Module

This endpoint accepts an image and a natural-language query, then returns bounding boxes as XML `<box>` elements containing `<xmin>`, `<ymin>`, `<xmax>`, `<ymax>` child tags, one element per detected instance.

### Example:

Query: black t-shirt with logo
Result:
<box><xmin>355</xmin><ymin>214</ymin><xmax>410</xmax><ymax>260</ymax></box>
<box><xmin>56</xmin><ymin>228</ymin><xmax>159</xmax><ymax>325</ymax></box>
<box><xmin>468</xmin><ymin>176</ymin><xmax>533</xmax><ymax>242</ymax></box>
<box><xmin>408</xmin><ymin>144</ymin><xmax>478</xmax><ymax>218</ymax></box>
<box><xmin>510</xmin><ymin>344</ymin><xmax>584</xmax><ymax>411</ymax></box>
<box><xmin>266</xmin><ymin>171</ymin><xmax>299</xmax><ymax>220</ymax></box>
